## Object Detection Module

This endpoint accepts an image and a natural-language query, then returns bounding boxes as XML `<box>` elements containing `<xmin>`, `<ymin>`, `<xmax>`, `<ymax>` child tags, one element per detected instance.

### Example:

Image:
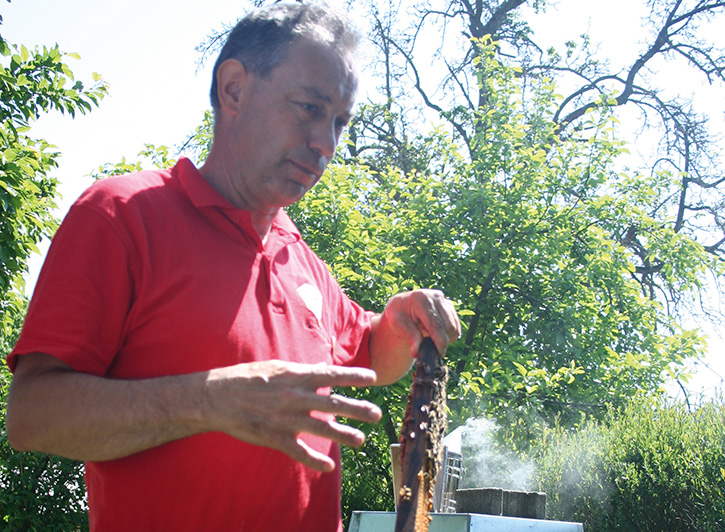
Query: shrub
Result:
<box><xmin>1</xmin><ymin>313</ymin><xmax>88</xmax><ymax>531</ymax></box>
<box><xmin>532</xmin><ymin>396</ymin><xmax>725</xmax><ymax>532</ymax></box>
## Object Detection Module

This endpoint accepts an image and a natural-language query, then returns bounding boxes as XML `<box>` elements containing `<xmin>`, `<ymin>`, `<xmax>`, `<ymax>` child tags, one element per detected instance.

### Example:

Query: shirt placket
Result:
<box><xmin>261</xmin><ymin>250</ymin><xmax>286</xmax><ymax>315</ymax></box>
<box><xmin>261</xmin><ymin>227</ymin><xmax>299</xmax><ymax>315</ymax></box>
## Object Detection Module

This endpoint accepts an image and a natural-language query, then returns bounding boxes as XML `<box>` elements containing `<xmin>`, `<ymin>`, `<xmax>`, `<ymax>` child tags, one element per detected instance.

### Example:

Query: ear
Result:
<box><xmin>215</xmin><ymin>59</ymin><xmax>253</xmax><ymax>117</ymax></box>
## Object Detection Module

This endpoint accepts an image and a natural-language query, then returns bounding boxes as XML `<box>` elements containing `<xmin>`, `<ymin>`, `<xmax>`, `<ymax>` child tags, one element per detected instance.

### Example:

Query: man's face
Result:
<box><xmin>224</xmin><ymin>37</ymin><xmax>358</xmax><ymax>213</ymax></box>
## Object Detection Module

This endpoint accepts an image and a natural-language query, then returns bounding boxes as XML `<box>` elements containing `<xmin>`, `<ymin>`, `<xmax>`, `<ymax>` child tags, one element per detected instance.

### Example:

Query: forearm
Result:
<box><xmin>369</xmin><ymin>314</ymin><xmax>415</xmax><ymax>386</ymax></box>
<box><xmin>6</xmin><ymin>354</ymin><xmax>211</xmax><ymax>461</ymax></box>
<box><xmin>6</xmin><ymin>353</ymin><xmax>383</xmax><ymax>471</ymax></box>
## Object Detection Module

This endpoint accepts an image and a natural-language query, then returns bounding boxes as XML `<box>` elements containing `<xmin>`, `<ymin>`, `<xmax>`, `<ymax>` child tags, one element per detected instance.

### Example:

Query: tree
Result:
<box><xmin>290</xmin><ymin>36</ymin><xmax>710</xmax><ymax>437</ymax></box>
<box><xmin>351</xmin><ymin>0</ymin><xmax>725</xmax><ymax>312</ymax></box>
<box><xmin>0</xmin><ymin>8</ymin><xmax>107</xmax><ymax>529</ymax></box>
<box><xmin>285</xmin><ymin>0</ymin><xmax>725</xmax><ymax>512</ymax></box>
<box><xmin>44</xmin><ymin>0</ymin><xmax>724</xmax><ymax>521</ymax></box>
<box><xmin>0</xmin><ymin>11</ymin><xmax>107</xmax><ymax>339</ymax></box>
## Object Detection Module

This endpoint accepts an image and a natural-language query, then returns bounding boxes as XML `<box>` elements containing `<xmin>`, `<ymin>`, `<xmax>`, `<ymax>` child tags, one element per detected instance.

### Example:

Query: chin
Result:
<box><xmin>280</xmin><ymin>184</ymin><xmax>311</xmax><ymax>206</ymax></box>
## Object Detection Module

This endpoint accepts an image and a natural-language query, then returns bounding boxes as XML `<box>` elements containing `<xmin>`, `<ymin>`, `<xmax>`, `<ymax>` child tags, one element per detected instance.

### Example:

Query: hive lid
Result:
<box><xmin>349</xmin><ymin>512</ymin><xmax>584</xmax><ymax>532</ymax></box>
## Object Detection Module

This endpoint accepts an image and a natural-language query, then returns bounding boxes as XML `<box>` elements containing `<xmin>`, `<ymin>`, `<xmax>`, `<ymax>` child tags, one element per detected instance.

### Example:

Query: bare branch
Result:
<box><xmin>383</xmin><ymin>30</ymin><xmax>473</xmax><ymax>148</ymax></box>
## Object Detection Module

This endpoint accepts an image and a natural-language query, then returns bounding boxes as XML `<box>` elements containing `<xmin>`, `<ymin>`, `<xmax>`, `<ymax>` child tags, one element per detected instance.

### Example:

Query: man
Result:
<box><xmin>5</xmin><ymin>3</ymin><xmax>460</xmax><ymax>531</ymax></box>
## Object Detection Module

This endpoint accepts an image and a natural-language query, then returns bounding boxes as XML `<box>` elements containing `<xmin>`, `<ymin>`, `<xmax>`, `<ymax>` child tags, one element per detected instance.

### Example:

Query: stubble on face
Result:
<box><xmin>230</xmin><ymin>38</ymin><xmax>358</xmax><ymax>210</ymax></box>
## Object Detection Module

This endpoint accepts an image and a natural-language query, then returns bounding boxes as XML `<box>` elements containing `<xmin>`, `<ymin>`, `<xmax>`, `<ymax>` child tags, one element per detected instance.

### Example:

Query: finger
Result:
<box><xmin>412</xmin><ymin>291</ymin><xmax>453</xmax><ymax>355</ymax></box>
<box><xmin>301</xmin><ymin>365</ymin><xmax>378</xmax><ymax>389</ymax></box>
<box><xmin>312</xmin><ymin>393</ymin><xmax>382</xmax><ymax>423</ymax></box>
<box><xmin>294</xmin><ymin>437</ymin><xmax>337</xmax><ymax>472</ymax></box>
<box><xmin>302</xmin><ymin>415</ymin><xmax>368</xmax><ymax>448</ymax></box>
<box><xmin>392</xmin><ymin>311</ymin><xmax>426</xmax><ymax>357</ymax></box>
<box><xmin>239</xmin><ymin>413</ymin><xmax>369</xmax><ymax>472</ymax></box>
<box><xmin>431</xmin><ymin>297</ymin><xmax>461</xmax><ymax>353</ymax></box>
<box><xmin>273</xmin><ymin>417</ymin><xmax>370</xmax><ymax>471</ymax></box>
<box><xmin>257</xmin><ymin>383</ymin><xmax>382</xmax><ymax>425</ymax></box>
<box><xmin>421</xmin><ymin>292</ymin><xmax>461</xmax><ymax>355</ymax></box>
<box><xmin>267</xmin><ymin>386</ymin><xmax>382</xmax><ymax>425</ymax></box>
<box><xmin>272</xmin><ymin>434</ymin><xmax>338</xmax><ymax>473</ymax></box>
<box><xmin>443</xmin><ymin>298</ymin><xmax>462</xmax><ymax>338</ymax></box>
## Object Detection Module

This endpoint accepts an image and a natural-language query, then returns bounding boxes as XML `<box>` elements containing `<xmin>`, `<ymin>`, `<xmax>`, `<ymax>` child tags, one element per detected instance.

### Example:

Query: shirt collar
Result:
<box><xmin>174</xmin><ymin>157</ymin><xmax>230</xmax><ymax>210</ymax></box>
<box><xmin>172</xmin><ymin>157</ymin><xmax>301</xmax><ymax>242</ymax></box>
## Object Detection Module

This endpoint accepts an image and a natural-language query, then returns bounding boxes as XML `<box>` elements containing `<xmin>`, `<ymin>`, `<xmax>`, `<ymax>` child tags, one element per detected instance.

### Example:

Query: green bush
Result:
<box><xmin>341</xmin><ymin>424</ymin><xmax>395</xmax><ymax>528</ymax></box>
<box><xmin>533</xmin><ymin>396</ymin><xmax>725</xmax><ymax>532</ymax></box>
<box><xmin>1</xmin><ymin>313</ymin><xmax>88</xmax><ymax>531</ymax></box>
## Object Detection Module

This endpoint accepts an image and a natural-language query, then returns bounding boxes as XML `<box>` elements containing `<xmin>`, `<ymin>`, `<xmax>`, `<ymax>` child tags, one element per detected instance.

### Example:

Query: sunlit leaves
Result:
<box><xmin>0</xmin><ymin>28</ymin><xmax>107</xmax><ymax>530</ymax></box>
<box><xmin>291</xmin><ymin>38</ymin><xmax>710</xmax><ymax>449</ymax></box>
<box><xmin>534</xmin><ymin>397</ymin><xmax>725</xmax><ymax>530</ymax></box>
<box><xmin>0</xmin><ymin>31</ymin><xmax>107</xmax><ymax>344</ymax></box>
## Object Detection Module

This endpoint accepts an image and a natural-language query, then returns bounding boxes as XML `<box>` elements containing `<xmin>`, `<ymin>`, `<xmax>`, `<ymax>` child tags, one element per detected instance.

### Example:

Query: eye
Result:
<box><xmin>298</xmin><ymin>102</ymin><xmax>320</xmax><ymax>116</ymax></box>
<box><xmin>335</xmin><ymin>116</ymin><xmax>350</xmax><ymax>133</ymax></box>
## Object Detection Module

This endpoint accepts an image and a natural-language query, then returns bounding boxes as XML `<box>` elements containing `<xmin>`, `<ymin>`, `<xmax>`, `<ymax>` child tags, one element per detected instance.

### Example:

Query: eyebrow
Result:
<box><xmin>300</xmin><ymin>85</ymin><xmax>355</xmax><ymax>120</ymax></box>
<box><xmin>301</xmin><ymin>85</ymin><xmax>332</xmax><ymax>103</ymax></box>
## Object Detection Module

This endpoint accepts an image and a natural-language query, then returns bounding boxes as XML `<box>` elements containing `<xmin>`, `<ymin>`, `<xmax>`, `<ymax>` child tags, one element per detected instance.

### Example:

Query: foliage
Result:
<box><xmin>286</xmin><ymin>37</ymin><xmax>718</xmax><ymax>513</ymax></box>
<box><xmin>88</xmin><ymin>110</ymin><xmax>213</xmax><ymax>180</ymax></box>
<box><xmin>4</xmin><ymin>0</ymin><xmax>719</xmax><ymax>525</ymax></box>
<box><xmin>340</xmin><ymin>423</ymin><xmax>395</xmax><ymax>530</ymax></box>
<box><xmin>532</xmin><ymin>396</ymin><xmax>725</xmax><ymax>532</ymax></box>
<box><xmin>356</xmin><ymin>0</ymin><xmax>725</xmax><ymax>281</ymax></box>
<box><xmin>0</xmin><ymin>13</ymin><xmax>107</xmax><ymax>340</ymax></box>
<box><xmin>0</xmin><ymin>9</ymin><xmax>106</xmax><ymax>530</ymax></box>
<box><xmin>296</xmin><ymin>37</ymin><xmax>709</xmax><ymax>426</ymax></box>
<box><xmin>0</xmin><ymin>309</ymin><xmax>89</xmax><ymax>531</ymax></box>
<box><xmin>89</xmin><ymin>143</ymin><xmax>178</xmax><ymax>181</ymax></box>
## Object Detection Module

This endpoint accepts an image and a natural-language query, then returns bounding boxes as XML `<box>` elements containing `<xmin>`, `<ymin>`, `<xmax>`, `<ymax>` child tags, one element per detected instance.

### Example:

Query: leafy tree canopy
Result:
<box><xmin>49</xmin><ymin>0</ymin><xmax>725</xmax><ymax>520</ymax></box>
<box><xmin>0</xmin><ymin>10</ymin><xmax>107</xmax><ymax>337</ymax></box>
<box><xmin>0</xmin><ymin>7</ymin><xmax>106</xmax><ymax>528</ymax></box>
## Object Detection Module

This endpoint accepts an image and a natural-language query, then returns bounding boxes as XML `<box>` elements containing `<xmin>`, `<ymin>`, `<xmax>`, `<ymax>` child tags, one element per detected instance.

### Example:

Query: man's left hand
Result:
<box><xmin>369</xmin><ymin>289</ymin><xmax>461</xmax><ymax>385</ymax></box>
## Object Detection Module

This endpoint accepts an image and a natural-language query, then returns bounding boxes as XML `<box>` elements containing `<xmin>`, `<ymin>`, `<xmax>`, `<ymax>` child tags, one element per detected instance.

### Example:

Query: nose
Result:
<box><xmin>308</xmin><ymin>120</ymin><xmax>338</xmax><ymax>160</ymax></box>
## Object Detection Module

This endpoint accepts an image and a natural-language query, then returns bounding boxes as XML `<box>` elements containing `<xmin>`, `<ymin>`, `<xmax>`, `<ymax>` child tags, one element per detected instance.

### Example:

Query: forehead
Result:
<box><xmin>272</xmin><ymin>37</ymin><xmax>359</xmax><ymax>111</ymax></box>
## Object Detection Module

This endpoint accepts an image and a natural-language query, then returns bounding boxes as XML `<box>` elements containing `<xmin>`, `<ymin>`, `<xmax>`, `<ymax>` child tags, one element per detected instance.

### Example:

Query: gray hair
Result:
<box><xmin>209</xmin><ymin>2</ymin><xmax>360</xmax><ymax>109</ymax></box>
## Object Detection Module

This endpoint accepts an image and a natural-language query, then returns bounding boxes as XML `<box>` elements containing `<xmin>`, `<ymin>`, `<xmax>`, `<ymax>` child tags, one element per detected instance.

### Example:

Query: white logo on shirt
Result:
<box><xmin>296</xmin><ymin>283</ymin><xmax>323</xmax><ymax>325</ymax></box>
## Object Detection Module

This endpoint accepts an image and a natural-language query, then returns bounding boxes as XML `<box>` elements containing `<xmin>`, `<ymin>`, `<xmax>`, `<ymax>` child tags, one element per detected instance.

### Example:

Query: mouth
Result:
<box><xmin>289</xmin><ymin>160</ymin><xmax>322</xmax><ymax>183</ymax></box>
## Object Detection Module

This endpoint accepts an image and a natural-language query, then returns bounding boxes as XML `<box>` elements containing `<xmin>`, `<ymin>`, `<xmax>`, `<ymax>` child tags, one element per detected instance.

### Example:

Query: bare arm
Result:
<box><xmin>6</xmin><ymin>353</ymin><xmax>382</xmax><ymax>472</ymax></box>
<box><xmin>369</xmin><ymin>289</ymin><xmax>461</xmax><ymax>386</ymax></box>
<box><xmin>6</xmin><ymin>290</ymin><xmax>459</xmax><ymax>469</ymax></box>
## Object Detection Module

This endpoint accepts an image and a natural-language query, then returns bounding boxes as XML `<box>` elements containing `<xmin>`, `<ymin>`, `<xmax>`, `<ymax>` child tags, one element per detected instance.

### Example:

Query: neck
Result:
<box><xmin>198</xmin><ymin>155</ymin><xmax>279</xmax><ymax>242</ymax></box>
<box><xmin>251</xmin><ymin>212</ymin><xmax>277</xmax><ymax>244</ymax></box>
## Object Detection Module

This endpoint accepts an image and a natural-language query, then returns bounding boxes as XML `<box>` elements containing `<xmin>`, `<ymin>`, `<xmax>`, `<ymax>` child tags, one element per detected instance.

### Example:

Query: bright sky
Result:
<box><xmin>2</xmin><ymin>0</ymin><xmax>723</xmax><ymax>400</ymax></box>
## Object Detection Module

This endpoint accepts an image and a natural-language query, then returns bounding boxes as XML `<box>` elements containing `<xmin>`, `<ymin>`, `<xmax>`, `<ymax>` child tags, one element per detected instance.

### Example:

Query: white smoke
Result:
<box><xmin>459</xmin><ymin>417</ymin><xmax>534</xmax><ymax>491</ymax></box>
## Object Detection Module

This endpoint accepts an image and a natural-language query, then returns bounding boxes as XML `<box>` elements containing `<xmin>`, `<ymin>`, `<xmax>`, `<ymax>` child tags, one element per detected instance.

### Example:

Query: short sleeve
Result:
<box><xmin>329</xmin><ymin>281</ymin><xmax>375</xmax><ymax>369</ymax></box>
<box><xmin>7</xmin><ymin>203</ymin><xmax>137</xmax><ymax>375</ymax></box>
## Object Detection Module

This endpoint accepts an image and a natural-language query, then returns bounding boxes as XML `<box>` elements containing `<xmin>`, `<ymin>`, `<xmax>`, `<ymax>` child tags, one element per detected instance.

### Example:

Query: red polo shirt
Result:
<box><xmin>9</xmin><ymin>158</ymin><xmax>373</xmax><ymax>531</ymax></box>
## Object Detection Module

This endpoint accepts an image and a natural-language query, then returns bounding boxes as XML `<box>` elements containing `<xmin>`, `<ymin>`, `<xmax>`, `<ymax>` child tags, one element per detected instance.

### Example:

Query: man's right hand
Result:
<box><xmin>6</xmin><ymin>353</ymin><xmax>381</xmax><ymax>472</ymax></box>
<box><xmin>204</xmin><ymin>360</ymin><xmax>382</xmax><ymax>472</ymax></box>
